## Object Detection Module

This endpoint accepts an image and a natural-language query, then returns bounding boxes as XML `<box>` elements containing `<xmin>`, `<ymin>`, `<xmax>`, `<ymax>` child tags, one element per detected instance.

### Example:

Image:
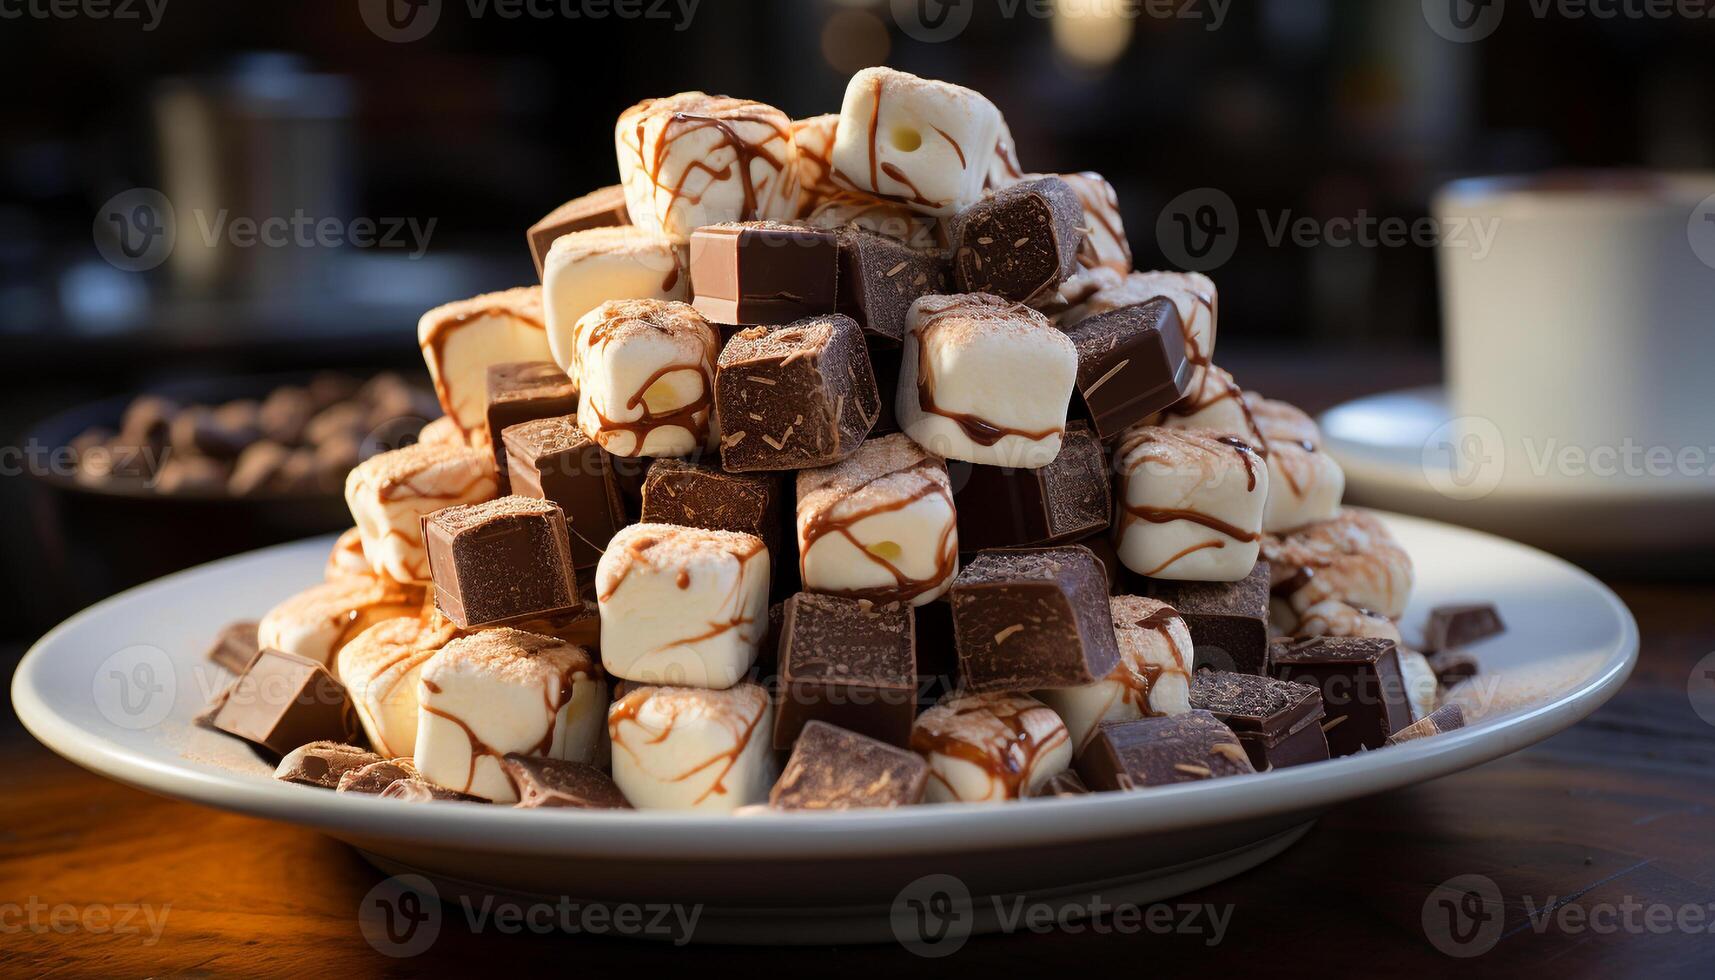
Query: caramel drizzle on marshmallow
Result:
<box><xmin>607</xmin><ymin>687</ymin><xmax>767</xmax><ymax>805</ymax></box>
<box><xmin>628</xmin><ymin>102</ymin><xmax>792</xmax><ymax>232</ymax></box>
<box><xmin>913</xmin><ymin>301</ymin><xmax>1067</xmax><ymax>447</ymax></box>
<box><xmin>797</xmin><ymin>460</ymin><xmax>957</xmax><ymax>605</ymax></box>
<box><xmin>911</xmin><ymin>695</ymin><xmax>1070</xmax><ymax>800</ymax></box>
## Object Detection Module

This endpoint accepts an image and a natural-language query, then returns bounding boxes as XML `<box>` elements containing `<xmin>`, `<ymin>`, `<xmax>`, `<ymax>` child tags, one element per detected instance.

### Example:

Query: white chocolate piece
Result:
<box><xmin>1037</xmin><ymin>596</ymin><xmax>1192</xmax><ymax>754</ymax></box>
<box><xmin>595</xmin><ymin>524</ymin><xmax>770</xmax><ymax>689</ymax></box>
<box><xmin>897</xmin><ymin>294</ymin><xmax>1077</xmax><ymax>468</ymax></box>
<box><xmin>1055</xmin><ymin>172</ymin><xmax>1131</xmax><ymax>274</ymax></box>
<box><xmin>1397</xmin><ymin>648</ymin><xmax>1439</xmax><ymax>722</ymax></box>
<box><xmin>1114</xmin><ymin>426</ymin><xmax>1268</xmax><ymax>581</ymax></box>
<box><xmin>1248</xmin><ymin>393</ymin><xmax>1323</xmax><ymax>450</ymax></box>
<box><xmin>608</xmin><ymin>683</ymin><xmax>774</xmax><ymax>812</ymax></box>
<box><xmin>415</xmin><ymin>628</ymin><xmax>605</xmax><ymax>802</ymax></box>
<box><xmin>324</xmin><ymin>527</ymin><xmax>373</xmax><ymax>582</ymax></box>
<box><xmin>615</xmin><ymin>92</ymin><xmax>799</xmax><ymax>242</ymax></box>
<box><xmin>256</xmin><ymin>578</ymin><xmax>424</xmax><ymax>667</ymax></box>
<box><xmin>804</xmin><ymin>192</ymin><xmax>940</xmax><ymax>250</ymax></box>
<box><xmin>417</xmin><ymin>415</ymin><xmax>467</xmax><ymax>448</ymax></box>
<box><xmin>542</xmin><ymin>227</ymin><xmax>689</xmax><ymax>383</ymax></box>
<box><xmin>418</xmin><ymin>287</ymin><xmax>549</xmax><ymax>440</ymax></box>
<box><xmin>344</xmin><ymin>442</ymin><xmax>498</xmax><ymax>583</ymax></box>
<box><xmin>337</xmin><ymin>615</ymin><xmax>459</xmax><ymax>757</ymax></box>
<box><xmin>830</xmin><ymin>67</ymin><xmax>1002</xmax><ymax>218</ymax></box>
<box><xmin>911</xmin><ymin>692</ymin><xmax>1071</xmax><ymax>803</ymax></box>
<box><xmin>795</xmin><ymin>434</ymin><xmax>958</xmax><ymax>607</ymax></box>
<box><xmin>790</xmin><ymin>114</ymin><xmax>841</xmax><ymax>213</ymax></box>
<box><xmin>574</xmin><ymin>299</ymin><xmax>718</xmax><ymax>458</ymax></box>
<box><xmin>1263</xmin><ymin>441</ymin><xmax>1345</xmax><ymax>533</ymax></box>
<box><xmin>1291</xmin><ymin>599</ymin><xmax>1404</xmax><ymax>644</ymax></box>
<box><xmin>1263</xmin><ymin>509</ymin><xmax>1414</xmax><ymax>621</ymax></box>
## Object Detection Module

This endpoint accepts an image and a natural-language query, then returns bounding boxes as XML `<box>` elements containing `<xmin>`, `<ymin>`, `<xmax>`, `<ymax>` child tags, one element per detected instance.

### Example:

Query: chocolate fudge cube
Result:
<box><xmin>210</xmin><ymin>648</ymin><xmax>360</xmax><ymax>756</ymax></box>
<box><xmin>948</xmin><ymin>176</ymin><xmax>1084</xmax><ymax>305</ymax></box>
<box><xmin>424</xmin><ymin>496</ymin><xmax>579</xmax><ymax>628</ymax></box>
<box><xmin>774</xmin><ymin>593</ymin><xmax>917</xmax><ymax>749</ymax></box>
<box><xmin>206</xmin><ymin>620</ymin><xmax>260</xmax><ymax>674</ymax></box>
<box><xmin>640</xmin><ymin>457</ymin><xmax>785</xmax><ymax>559</ymax></box>
<box><xmin>835</xmin><ymin>227</ymin><xmax>947</xmax><ymax>344</ymax></box>
<box><xmin>1271</xmin><ymin>636</ymin><xmax>1412</xmax><ymax>756</ymax></box>
<box><xmin>526</xmin><ymin>184</ymin><xmax>629</xmax><ymax>275</ymax></box>
<box><xmin>503</xmin><ymin>415</ymin><xmax>634</xmax><ymax>569</ymax></box>
<box><xmin>485</xmin><ymin>361</ymin><xmax>578</xmax><ymax>493</ymax></box>
<box><xmin>950</xmin><ymin>545</ymin><xmax>1120</xmax><ymax>693</ymax></box>
<box><xmin>1075</xmin><ymin>711</ymin><xmax>1255</xmax><ymax>792</ymax></box>
<box><xmin>952</xmin><ymin>422</ymin><xmax>1111</xmax><ymax>550</ymax></box>
<box><xmin>1143</xmin><ymin>560</ymin><xmax>1271</xmax><ymax>675</ymax></box>
<box><xmin>1062</xmin><ymin>298</ymin><xmax>1193</xmax><ymax>440</ymax></box>
<box><xmin>690</xmin><ymin>221</ymin><xmax>839</xmax><ymax>326</ymax></box>
<box><xmin>714</xmin><ymin>315</ymin><xmax>880</xmax><ymax>471</ymax></box>
<box><xmin>1423</xmin><ymin>603</ymin><xmax>1505</xmax><ymax>651</ymax></box>
<box><xmin>769</xmin><ymin>720</ymin><xmax>929</xmax><ymax>810</ymax></box>
<box><xmin>1189</xmin><ymin>670</ymin><xmax>1329</xmax><ymax>770</ymax></box>
<box><xmin>502</xmin><ymin>754</ymin><xmax>632</xmax><ymax>809</ymax></box>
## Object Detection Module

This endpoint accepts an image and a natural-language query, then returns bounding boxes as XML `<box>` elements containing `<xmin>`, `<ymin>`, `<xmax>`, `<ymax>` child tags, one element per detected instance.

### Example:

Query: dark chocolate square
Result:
<box><xmin>1062</xmin><ymin>298</ymin><xmax>1193</xmax><ymax>440</ymax></box>
<box><xmin>769</xmin><ymin>720</ymin><xmax>929</xmax><ymax>810</ymax></box>
<box><xmin>835</xmin><ymin>228</ymin><xmax>947</xmax><ymax>344</ymax></box>
<box><xmin>714</xmin><ymin>315</ymin><xmax>880</xmax><ymax>471</ymax></box>
<box><xmin>951</xmin><ymin>422</ymin><xmax>1111</xmax><ymax>550</ymax></box>
<box><xmin>1423</xmin><ymin>603</ymin><xmax>1506</xmax><ymax>651</ymax></box>
<box><xmin>1143</xmin><ymin>561</ymin><xmax>1271</xmax><ymax>675</ymax></box>
<box><xmin>1188</xmin><ymin>670</ymin><xmax>1329</xmax><ymax>770</ymax></box>
<box><xmin>1074</xmin><ymin>710</ymin><xmax>1255</xmax><ymax>792</ymax></box>
<box><xmin>640</xmin><ymin>457</ymin><xmax>784</xmax><ymax>558</ymax></box>
<box><xmin>948</xmin><ymin>176</ymin><xmax>1083</xmax><ymax>305</ymax></box>
<box><xmin>774</xmin><ymin>593</ymin><xmax>917</xmax><ymax>749</ymax></box>
<box><xmin>1271</xmin><ymin>636</ymin><xmax>1412</xmax><ymax>756</ymax></box>
<box><xmin>485</xmin><ymin>361</ymin><xmax>578</xmax><ymax>493</ymax></box>
<box><xmin>690</xmin><ymin>221</ymin><xmax>839</xmax><ymax>326</ymax></box>
<box><xmin>526</xmin><ymin>184</ymin><xmax>629</xmax><ymax>275</ymax></box>
<box><xmin>503</xmin><ymin>416</ymin><xmax>634</xmax><ymax>569</ymax></box>
<box><xmin>950</xmin><ymin>545</ymin><xmax>1120</xmax><ymax>693</ymax></box>
<box><xmin>210</xmin><ymin>648</ymin><xmax>359</xmax><ymax>756</ymax></box>
<box><xmin>424</xmin><ymin>496</ymin><xmax>579</xmax><ymax>628</ymax></box>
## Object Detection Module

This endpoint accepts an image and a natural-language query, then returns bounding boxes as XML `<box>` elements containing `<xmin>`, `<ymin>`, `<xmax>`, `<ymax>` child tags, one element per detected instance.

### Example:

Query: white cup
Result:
<box><xmin>1433</xmin><ymin>172</ymin><xmax>1715</xmax><ymax>490</ymax></box>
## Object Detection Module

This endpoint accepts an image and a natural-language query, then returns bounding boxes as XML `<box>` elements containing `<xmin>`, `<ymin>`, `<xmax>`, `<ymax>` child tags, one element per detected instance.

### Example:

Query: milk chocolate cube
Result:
<box><xmin>774</xmin><ymin>593</ymin><xmax>917</xmax><ymax>749</ymax></box>
<box><xmin>640</xmin><ymin>457</ymin><xmax>784</xmax><ymax>558</ymax></box>
<box><xmin>1189</xmin><ymin>671</ymin><xmax>1329</xmax><ymax>770</ymax></box>
<box><xmin>1271</xmin><ymin>636</ymin><xmax>1412</xmax><ymax>756</ymax></box>
<box><xmin>503</xmin><ymin>415</ymin><xmax>638</xmax><ymax>569</ymax></box>
<box><xmin>770</xmin><ymin>720</ymin><xmax>929</xmax><ymax>810</ymax></box>
<box><xmin>1075</xmin><ymin>711</ymin><xmax>1255</xmax><ymax>792</ymax></box>
<box><xmin>835</xmin><ymin>227</ymin><xmax>947</xmax><ymax>344</ymax></box>
<box><xmin>273</xmin><ymin>741</ymin><xmax>383</xmax><ymax>789</ymax></box>
<box><xmin>1423</xmin><ymin>603</ymin><xmax>1506</xmax><ymax>651</ymax></box>
<box><xmin>210</xmin><ymin>648</ymin><xmax>360</xmax><ymax>756</ymax></box>
<box><xmin>950</xmin><ymin>545</ymin><xmax>1120</xmax><ymax>693</ymax></box>
<box><xmin>1063</xmin><ymin>298</ymin><xmax>1192</xmax><ymax>440</ymax></box>
<box><xmin>526</xmin><ymin>184</ymin><xmax>629</xmax><ymax>275</ymax></box>
<box><xmin>951</xmin><ymin>422</ymin><xmax>1111</xmax><ymax>550</ymax></box>
<box><xmin>502</xmin><ymin>754</ymin><xmax>632</xmax><ymax>809</ymax></box>
<box><xmin>715</xmin><ymin>315</ymin><xmax>881</xmax><ymax>471</ymax></box>
<box><xmin>1144</xmin><ymin>561</ymin><xmax>1272</xmax><ymax>675</ymax></box>
<box><xmin>485</xmin><ymin>361</ymin><xmax>578</xmax><ymax>492</ymax></box>
<box><xmin>424</xmin><ymin>496</ymin><xmax>578</xmax><ymax>628</ymax></box>
<box><xmin>206</xmin><ymin>619</ymin><xmax>260</xmax><ymax>674</ymax></box>
<box><xmin>948</xmin><ymin>177</ymin><xmax>1084</xmax><ymax>305</ymax></box>
<box><xmin>690</xmin><ymin>222</ymin><xmax>839</xmax><ymax>326</ymax></box>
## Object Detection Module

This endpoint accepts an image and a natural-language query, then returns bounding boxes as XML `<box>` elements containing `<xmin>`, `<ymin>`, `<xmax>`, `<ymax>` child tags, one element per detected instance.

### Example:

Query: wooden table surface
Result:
<box><xmin>5</xmin><ymin>356</ymin><xmax>1712</xmax><ymax>977</ymax></box>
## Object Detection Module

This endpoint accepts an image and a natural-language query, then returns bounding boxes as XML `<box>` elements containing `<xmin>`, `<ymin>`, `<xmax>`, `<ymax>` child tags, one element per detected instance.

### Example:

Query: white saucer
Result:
<box><xmin>1321</xmin><ymin>387</ymin><xmax>1715</xmax><ymax>566</ymax></box>
<box><xmin>12</xmin><ymin>513</ymin><xmax>1637</xmax><ymax>945</ymax></box>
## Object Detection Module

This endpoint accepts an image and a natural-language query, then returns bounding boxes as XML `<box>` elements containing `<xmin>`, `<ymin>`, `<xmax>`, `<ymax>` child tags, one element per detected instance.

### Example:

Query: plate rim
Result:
<box><xmin>12</xmin><ymin>511</ymin><xmax>1638</xmax><ymax>860</ymax></box>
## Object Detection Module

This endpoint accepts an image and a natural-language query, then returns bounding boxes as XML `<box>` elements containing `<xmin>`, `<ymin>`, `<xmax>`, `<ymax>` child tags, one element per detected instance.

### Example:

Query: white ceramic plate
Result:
<box><xmin>1321</xmin><ymin>386</ymin><xmax>1715</xmax><ymax>565</ymax></box>
<box><xmin>12</xmin><ymin>512</ymin><xmax>1636</xmax><ymax>945</ymax></box>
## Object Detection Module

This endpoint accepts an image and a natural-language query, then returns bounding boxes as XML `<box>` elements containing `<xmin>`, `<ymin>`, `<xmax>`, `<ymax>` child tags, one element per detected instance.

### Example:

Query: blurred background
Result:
<box><xmin>2</xmin><ymin>0</ymin><xmax>1713</xmax><ymax>644</ymax></box>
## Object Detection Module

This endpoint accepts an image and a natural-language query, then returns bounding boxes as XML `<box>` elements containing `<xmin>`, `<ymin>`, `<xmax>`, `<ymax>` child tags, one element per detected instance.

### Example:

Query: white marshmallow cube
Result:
<box><xmin>616</xmin><ymin>93</ymin><xmax>799</xmax><ymax>241</ymax></box>
<box><xmin>1264</xmin><ymin>509</ymin><xmax>1414</xmax><ymax>621</ymax></box>
<box><xmin>796</xmin><ymin>434</ymin><xmax>958</xmax><ymax>607</ymax></box>
<box><xmin>1037</xmin><ymin>596</ymin><xmax>1193</xmax><ymax>754</ymax></box>
<box><xmin>1056</xmin><ymin>172</ymin><xmax>1131</xmax><ymax>274</ymax></box>
<box><xmin>1115</xmin><ymin>425</ymin><xmax>1268</xmax><ymax>581</ymax></box>
<box><xmin>790</xmin><ymin>113</ymin><xmax>841</xmax><ymax>213</ymax></box>
<box><xmin>543</xmin><ymin>227</ymin><xmax>689</xmax><ymax>383</ymax></box>
<box><xmin>831</xmin><ymin>67</ymin><xmax>1001</xmax><ymax>217</ymax></box>
<box><xmin>574</xmin><ymin>299</ymin><xmax>718</xmax><ymax>458</ymax></box>
<box><xmin>337</xmin><ymin>615</ymin><xmax>459</xmax><ymax>757</ymax></box>
<box><xmin>910</xmin><ymin>692</ymin><xmax>1071</xmax><ymax>803</ymax></box>
<box><xmin>344</xmin><ymin>442</ymin><xmax>498</xmax><ymax>583</ymax></box>
<box><xmin>596</xmin><ymin>523</ymin><xmax>770</xmax><ymax>689</ymax></box>
<box><xmin>897</xmin><ymin>294</ymin><xmax>1077</xmax><ymax>468</ymax></box>
<box><xmin>415</xmin><ymin>628</ymin><xmax>606</xmax><ymax>802</ymax></box>
<box><xmin>608</xmin><ymin>683</ymin><xmax>774</xmax><ymax>811</ymax></box>
<box><xmin>418</xmin><ymin>286</ymin><xmax>551</xmax><ymax>441</ymax></box>
<box><xmin>257</xmin><ymin>578</ymin><xmax>424</xmax><ymax>667</ymax></box>
<box><xmin>1263</xmin><ymin>441</ymin><xmax>1346</xmax><ymax>533</ymax></box>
